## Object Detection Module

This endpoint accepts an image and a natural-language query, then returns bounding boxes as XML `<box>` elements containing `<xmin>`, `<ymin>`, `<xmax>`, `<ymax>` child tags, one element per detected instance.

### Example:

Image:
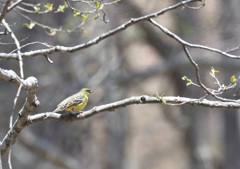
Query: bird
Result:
<box><xmin>53</xmin><ymin>88</ymin><xmax>93</xmax><ymax>114</ymax></box>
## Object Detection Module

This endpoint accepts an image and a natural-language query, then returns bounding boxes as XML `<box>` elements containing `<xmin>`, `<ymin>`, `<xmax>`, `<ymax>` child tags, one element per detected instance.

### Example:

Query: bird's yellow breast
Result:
<box><xmin>65</xmin><ymin>96</ymin><xmax>88</xmax><ymax>112</ymax></box>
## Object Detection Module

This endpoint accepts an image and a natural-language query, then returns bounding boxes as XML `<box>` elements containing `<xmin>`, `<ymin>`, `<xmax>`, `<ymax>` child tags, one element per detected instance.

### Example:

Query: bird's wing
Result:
<box><xmin>64</xmin><ymin>95</ymin><xmax>85</xmax><ymax>109</ymax></box>
<box><xmin>53</xmin><ymin>93</ymin><xmax>86</xmax><ymax>112</ymax></box>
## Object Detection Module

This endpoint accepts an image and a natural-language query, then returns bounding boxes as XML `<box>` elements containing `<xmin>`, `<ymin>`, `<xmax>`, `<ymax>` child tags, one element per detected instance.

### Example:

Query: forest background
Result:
<box><xmin>1</xmin><ymin>0</ymin><xmax>240</xmax><ymax>169</ymax></box>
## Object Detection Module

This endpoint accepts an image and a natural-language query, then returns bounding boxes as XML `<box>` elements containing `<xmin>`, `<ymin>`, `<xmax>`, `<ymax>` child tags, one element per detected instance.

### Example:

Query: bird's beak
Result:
<box><xmin>89</xmin><ymin>90</ymin><xmax>93</xmax><ymax>93</ymax></box>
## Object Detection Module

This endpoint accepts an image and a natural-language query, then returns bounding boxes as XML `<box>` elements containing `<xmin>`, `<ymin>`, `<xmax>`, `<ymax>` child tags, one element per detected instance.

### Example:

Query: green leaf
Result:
<box><xmin>84</xmin><ymin>17</ymin><xmax>89</xmax><ymax>22</ymax></box>
<box><xmin>65</xmin><ymin>2</ymin><xmax>68</xmax><ymax>7</ymax></box>
<box><xmin>203</xmin><ymin>0</ymin><xmax>207</xmax><ymax>6</ymax></box>
<box><xmin>33</xmin><ymin>6</ymin><xmax>40</xmax><ymax>13</ymax></box>
<box><xmin>81</xmin><ymin>28</ymin><xmax>87</xmax><ymax>34</ymax></box>
<box><xmin>151</xmin><ymin>94</ymin><xmax>157</xmax><ymax>98</ymax></box>
<box><xmin>57</xmin><ymin>3</ymin><xmax>68</xmax><ymax>12</ymax></box>
<box><xmin>182</xmin><ymin>76</ymin><xmax>192</xmax><ymax>86</ymax></box>
<box><xmin>49</xmin><ymin>29</ymin><xmax>56</xmax><ymax>36</ymax></box>
<box><xmin>99</xmin><ymin>4</ymin><xmax>104</xmax><ymax>10</ymax></box>
<box><xmin>152</xmin><ymin>93</ymin><xmax>167</xmax><ymax>104</ymax></box>
<box><xmin>95</xmin><ymin>1</ymin><xmax>100</xmax><ymax>8</ymax></box>
<box><xmin>211</xmin><ymin>67</ymin><xmax>219</xmax><ymax>73</ymax></box>
<box><xmin>153</xmin><ymin>93</ymin><xmax>165</xmax><ymax>101</ymax></box>
<box><xmin>160</xmin><ymin>93</ymin><xmax>165</xmax><ymax>99</ymax></box>
<box><xmin>23</xmin><ymin>22</ymin><xmax>35</xmax><ymax>29</ymax></box>
<box><xmin>74</xmin><ymin>10</ymin><xmax>80</xmax><ymax>17</ymax></box>
<box><xmin>182</xmin><ymin>76</ymin><xmax>188</xmax><ymax>81</ymax></box>
<box><xmin>209</xmin><ymin>67</ymin><xmax>219</xmax><ymax>78</ymax></box>
<box><xmin>44</xmin><ymin>3</ymin><xmax>53</xmax><ymax>11</ymax></box>
<box><xmin>74</xmin><ymin>11</ymin><xmax>89</xmax><ymax>22</ymax></box>
<box><xmin>231</xmin><ymin>75</ymin><xmax>236</xmax><ymax>83</ymax></box>
<box><xmin>80</xmin><ymin>13</ymin><xmax>87</xmax><ymax>18</ymax></box>
<box><xmin>80</xmin><ymin>14</ymin><xmax>89</xmax><ymax>22</ymax></box>
<box><xmin>162</xmin><ymin>100</ymin><xmax>167</xmax><ymax>105</ymax></box>
<box><xmin>200</xmin><ymin>0</ymin><xmax>207</xmax><ymax>6</ymax></box>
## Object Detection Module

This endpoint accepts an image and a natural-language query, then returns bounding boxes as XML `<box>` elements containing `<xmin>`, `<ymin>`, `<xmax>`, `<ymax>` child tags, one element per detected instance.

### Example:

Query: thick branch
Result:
<box><xmin>0</xmin><ymin>68</ymin><xmax>33</xmax><ymax>90</ymax></box>
<box><xmin>27</xmin><ymin>95</ymin><xmax>240</xmax><ymax>124</ymax></box>
<box><xmin>0</xmin><ymin>70</ymin><xmax>39</xmax><ymax>158</ymax></box>
<box><xmin>2</xmin><ymin>94</ymin><xmax>240</xmax><ymax>158</ymax></box>
<box><xmin>0</xmin><ymin>0</ymin><xmax>198</xmax><ymax>60</ymax></box>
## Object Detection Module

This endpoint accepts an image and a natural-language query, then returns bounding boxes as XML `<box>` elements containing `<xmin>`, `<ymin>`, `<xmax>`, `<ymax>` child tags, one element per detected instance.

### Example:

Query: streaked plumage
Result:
<box><xmin>54</xmin><ymin>88</ymin><xmax>93</xmax><ymax>113</ymax></box>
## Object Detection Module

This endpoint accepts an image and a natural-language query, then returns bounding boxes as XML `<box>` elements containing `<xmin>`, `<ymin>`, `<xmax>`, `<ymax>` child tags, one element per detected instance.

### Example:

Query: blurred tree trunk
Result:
<box><xmin>220</xmin><ymin>1</ymin><xmax>240</xmax><ymax>169</ymax></box>
<box><xmin>224</xmin><ymin>109</ymin><xmax>240</xmax><ymax>169</ymax></box>
<box><xmin>103</xmin><ymin>32</ymin><xmax>128</xmax><ymax>169</ymax></box>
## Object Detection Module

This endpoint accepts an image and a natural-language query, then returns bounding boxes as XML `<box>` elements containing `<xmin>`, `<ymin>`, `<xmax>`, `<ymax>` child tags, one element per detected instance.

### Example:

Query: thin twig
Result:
<box><xmin>182</xmin><ymin>0</ymin><xmax>206</xmax><ymax>9</ymax></box>
<box><xmin>149</xmin><ymin>19</ymin><xmax>240</xmax><ymax>59</ymax></box>
<box><xmin>183</xmin><ymin>45</ymin><xmax>238</xmax><ymax>102</ymax></box>
<box><xmin>15</xmin><ymin>11</ymin><xmax>63</xmax><ymax>32</ymax></box>
<box><xmin>10</xmin><ymin>41</ymin><xmax>52</xmax><ymax>54</ymax></box>
<box><xmin>2</xmin><ymin>19</ymin><xmax>25</xmax><ymax>168</ymax></box>
<box><xmin>225</xmin><ymin>45</ymin><xmax>240</xmax><ymax>53</ymax></box>
<box><xmin>0</xmin><ymin>36</ymin><xmax>28</xmax><ymax>46</ymax></box>
<box><xmin>0</xmin><ymin>0</ymin><xmax>11</xmax><ymax>22</ymax></box>
<box><xmin>7</xmin><ymin>0</ymin><xmax>26</xmax><ymax>13</ymax></box>
<box><xmin>8</xmin><ymin>84</ymin><xmax>22</xmax><ymax>169</ymax></box>
<box><xmin>2</xmin><ymin>19</ymin><xmax>24</xmax><ymax>78</ymax></box>
<box><xmin>44</xmin><ymin>55</ymin><xmax>53</xmax><ymax>64</ymax></box>
<box><xmin>16</xmin><ymin>6</ymin><xmax>51</xmax><ymax>14</ymax></box>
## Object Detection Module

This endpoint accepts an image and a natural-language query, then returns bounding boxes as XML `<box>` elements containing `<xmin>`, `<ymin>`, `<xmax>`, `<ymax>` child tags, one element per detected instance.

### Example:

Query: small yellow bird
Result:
<box><xmin>53</xmin><ymin>88</ymin><xmax>93</xmax><ymax>114</ymax></box>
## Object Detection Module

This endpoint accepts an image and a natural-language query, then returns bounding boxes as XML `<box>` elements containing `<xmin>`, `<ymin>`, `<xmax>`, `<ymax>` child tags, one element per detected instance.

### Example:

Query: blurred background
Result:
<box><xmin>1</xmin><ymin>0</ymin><xmax>240</xmax><ymax>169</ymax></box>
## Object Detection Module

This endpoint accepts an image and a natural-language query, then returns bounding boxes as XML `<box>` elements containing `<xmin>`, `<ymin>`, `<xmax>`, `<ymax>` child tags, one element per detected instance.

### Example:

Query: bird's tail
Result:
<box><xmin>53</xmin><ymin>108</ymin><xmax>59</xmax><ymax>113</ymax></box>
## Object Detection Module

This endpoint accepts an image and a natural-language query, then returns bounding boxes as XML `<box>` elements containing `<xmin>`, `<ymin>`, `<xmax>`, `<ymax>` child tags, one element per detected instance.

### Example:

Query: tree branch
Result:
<box><xmin>2</xmin><ymin>19</ymin><xmax>24</xmax><ymax>78</ymax></box>
<box><xmin>7</xmin><ymin>0</ymin><xmax>25</xmax><ymax>13</ymax></box>
<box><xmin>0</xmin><ymin>0</ymin><xmax>11</xmax><ymax>22</ymax></box>
<box><xmin>1</xmin><ymin>92</ymin><xmax>240</xmax><ymax>158</ymax></box>
<box><xmin>1</xmin><ymin>21</ymin><xmax>25</xmax><ymax>167</ymax></box>
<box><xmin>0</xmin><ymin>68</ymin><xmax>32</xmax><ymax>89</ymax></box>
<box><xmin>183</xmin><ymin>45</ymin><xmax>239</xmax><ymax>102</ymax></box>
<box><xmin>149</xmin><ymin>19</ymin><xmax>240</xmax><ymax>59</ymax></box>
<box><xmin>27</xmin><ymin>95</ymin><xmax>240</xmax><ymax>125</ymax></box>
<box><xmin>0</xmin><ymin>68</ymin><xmax>39</xmax><ymax>158</ymax></box>
<box><xmin>0</xmin><ymin>0</ymin><xmax>199</xmax><ymax>60</ymax></box>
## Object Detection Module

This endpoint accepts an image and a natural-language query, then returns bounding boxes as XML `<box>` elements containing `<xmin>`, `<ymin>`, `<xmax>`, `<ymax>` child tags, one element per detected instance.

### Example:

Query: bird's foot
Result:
<box><xmin>68</xmin><ymin>111</ymin><xmax>84</xmax><ymax>115</ymax></box>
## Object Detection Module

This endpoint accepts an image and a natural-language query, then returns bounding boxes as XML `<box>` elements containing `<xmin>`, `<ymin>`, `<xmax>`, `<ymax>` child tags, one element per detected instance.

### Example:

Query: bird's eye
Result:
<box><xmin>87</xmin><ymin>90</ymin><xmax>93</xmax><ymax>93</ymax></box>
